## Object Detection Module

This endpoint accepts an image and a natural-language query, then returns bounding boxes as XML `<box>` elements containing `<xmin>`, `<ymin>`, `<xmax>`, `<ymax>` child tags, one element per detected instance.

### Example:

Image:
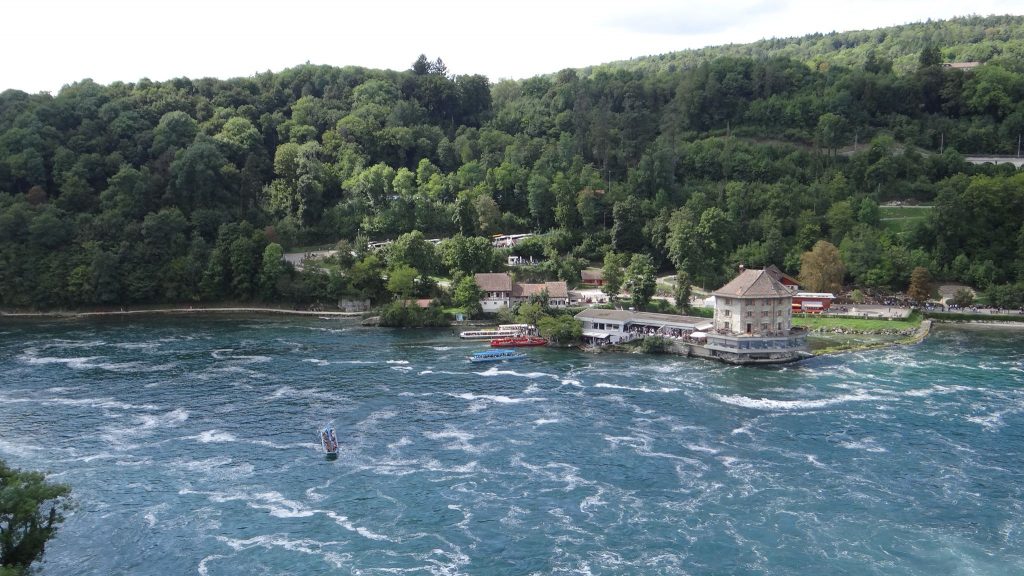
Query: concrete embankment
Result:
<box><xmin>813</xmin><ymin>319</ymin><xmax>931</xmax><ymax>356</ymax></box>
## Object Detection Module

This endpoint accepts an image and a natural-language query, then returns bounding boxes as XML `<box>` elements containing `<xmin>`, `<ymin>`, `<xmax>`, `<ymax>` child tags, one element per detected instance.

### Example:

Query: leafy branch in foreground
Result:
<box><xmin>0</xmin><ymin>459</ymin><xmax>72</xmax><ymax>574</ymax></box>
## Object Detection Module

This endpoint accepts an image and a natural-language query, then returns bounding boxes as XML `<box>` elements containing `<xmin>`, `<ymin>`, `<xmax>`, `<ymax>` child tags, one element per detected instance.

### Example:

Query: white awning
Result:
<box><xmin>690</xmin><ymin>331</ymin><xmax>708</xmax><ymax>338</ymax></box>
<box><xmin>582</xmin><ymin>330</ymin><xmax>610</xmax><ymax>339</ymax></box>
<box><xmin>695</xmin><ymin>322</ymin><xmax>714</xmax><ymax>331</ymax></box>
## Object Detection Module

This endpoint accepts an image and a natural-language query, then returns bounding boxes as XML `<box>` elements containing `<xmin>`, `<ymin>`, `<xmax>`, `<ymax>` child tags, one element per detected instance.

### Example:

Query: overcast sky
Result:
<box><xmin>4</xmin><ymin>0</ymin><xmax>1020</xmax><ymax>94</ymax></box>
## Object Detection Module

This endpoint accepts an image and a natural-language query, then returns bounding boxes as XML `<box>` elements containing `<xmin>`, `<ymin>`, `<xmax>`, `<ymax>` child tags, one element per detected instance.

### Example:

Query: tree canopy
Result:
<box><xmin>2</xmin><ymin>17</ymin><xmax>1024</xmax><ymax>311</ymax></box>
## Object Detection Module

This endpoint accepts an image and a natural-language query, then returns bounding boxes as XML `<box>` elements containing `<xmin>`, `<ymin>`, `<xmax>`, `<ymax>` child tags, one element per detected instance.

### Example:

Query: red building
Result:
<box><xmin>792</xmin><ymin>292</ymin><xmax>835</xmax><ymax>313</ymax></box>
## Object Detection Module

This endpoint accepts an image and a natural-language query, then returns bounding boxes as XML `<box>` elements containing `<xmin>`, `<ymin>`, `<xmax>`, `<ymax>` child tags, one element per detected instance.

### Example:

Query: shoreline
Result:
<box><xmin>0</xmin><ymin>306</ymin><xmax>369</xmax><ymax>319</ymax></box>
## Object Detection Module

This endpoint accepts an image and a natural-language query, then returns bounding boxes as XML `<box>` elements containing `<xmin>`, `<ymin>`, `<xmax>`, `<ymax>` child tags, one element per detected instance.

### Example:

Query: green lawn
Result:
<box><xmin>793</xmin><ymin>311</ymin><xmax>922</xmax><ymax>332</ymax></box>
<box><xmin>879</xmin><ymin>205</ymin><xmax>932</xmax><ymax>235</ymax></box>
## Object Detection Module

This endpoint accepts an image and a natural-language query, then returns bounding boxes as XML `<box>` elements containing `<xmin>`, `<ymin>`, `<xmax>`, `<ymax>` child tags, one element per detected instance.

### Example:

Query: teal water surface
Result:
<box><xmin>1</xmin><ymin>317</ymin><xmax>1022</xmax><ymax>575</ymax></box>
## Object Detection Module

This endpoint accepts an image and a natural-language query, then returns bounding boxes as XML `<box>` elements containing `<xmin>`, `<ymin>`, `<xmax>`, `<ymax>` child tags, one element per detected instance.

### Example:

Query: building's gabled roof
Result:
<box><xmin>512</xmin><ymin>283</ymin><xmax>543</xmax><ymax>298</ymax></box>
<box><xmin>475</xmin><ymin>272</ymin><xmax>512</xmax><ymax>292</ymax></box>
<box><xmin>713</xmin><ymin>268</ymin><xmax>793</xmax><ymax>299</ymax></box>
<box><xmin>763</xmin><ymin>265</ymin><xmax>799</xmax><ymax>287</ymax></box>
<box><xmin>511</xmin><ymin>281</ymin><xmax>569</xmax><ymax>299</ymax></box>
<box><xmin>544</xmin><ymin>281</ymin><xmax>568</xmax><ymax>298</ymax></box>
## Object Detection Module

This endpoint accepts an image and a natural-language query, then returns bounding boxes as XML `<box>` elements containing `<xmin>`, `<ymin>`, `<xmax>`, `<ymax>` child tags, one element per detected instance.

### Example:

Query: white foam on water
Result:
<box><xmin>335</xmin><ymin>360</ymin><xmax>374</xmax><ymax>364</ymax></box>
<box><xmin>423</xmin><ymin>429</ymin><xmax>486</xmax><ymax>454</ymax></box>
<box><xmin>2</xmin><ymin>395</ymin><xmax>161</xmax><ymax>412</ymax></box>
<box><xmin>210</xmin><ymin>349</ymin><xmax>271</xmax><ymax>363</ymax></box>
<box><xmin>197</xmin><ymin>555</ymin><xmax>227</xmax><ymax>576</ymax></box>
<box><xmin>264</xmin><ymin>386</ymin><xmax>325</xmax><ymax>402</ymax></box>
<box><xmin>190</xmin><ymin>430</ymin><xmax>236</xmax><ymax>443</ymax></box>
<box><xmin>432</xmin><ymin>346</ymin><xmax>452</xmax><ymax>351</ymax></box>
<box><xmin>967</xmin><ymin>410</ymin><xmax>1011</xmax><ymax>430</ymax></box>
<box><xmin>422</xmin><ymin>459</ymin><xmax>480</xmax><ymax>474</ymax></box>
<box><xmin>323</xmin><ymin>511</ymin><xmax>391</xmax><ymax>541</ymax></box>
<box><xmin>143</xmin><ymin>503</ymin><xmax>168</xmax><ymax>528</ymax></box>
<box><xmin>803</xmin><ymin>454</ymin><xmax>828</xmax><ymax>468</ymax></box>
<box><xmin>387</xmin><ymin>360</ymin><xmax>410</xmax><ymax>364</ymax></box>
<box><xmin>303</xmin><ymin>358</ymin><xmax>330</xmax><ymax>366</ymax></box>
<box><xmin>309</xmin><ymin>326</ymin><xmax>347</xmax><ymax>334</ymax></box>
<box><xmin>594</xmin><ymin>382</ymin><xmax>681</xmax><ymax>393</ymax></box>
<box><xmin>713</xmin><ymin>390</ymin><xmax>884</xmax><ymax>411</ymax></box>
<box><xmin>19</xmin><ymin>354</ymin><xmax>103</xmax><ymax>369</ymax></box>
<box><xmin>115</xmin><ymin>341</ymin><xmax>159</xmax><ymax>350</ymax></box>
<box><xmin>686</xmin><ymin>443</ymin><xmax>719</xmax><ymax>455</ymax></box>
<box><xmin>138</xmin><ymin>408</ymin><xmax>189</xmax><ymax>430</ymax></box>
<box><xmin>70</xmin><ymin>452</ymin><xmax>117</xmax><ymax>463</ymax></box>
<box><xmin>452</xmin><ymin>392</ymin><xmax>544</xmax><ymax>404</ymax></box>
<box><xmin>388</xmin><ymin>436</ymin><xmax>412</xmax><ymax>450</ymax></box>
<box><xmin>0</xmin><ymin>438</ymin><xmax>42</xmax><ymax>458</ymax></box>
<box><xmin>250</xmin><ymin>491</ymin><xmax>317</xmax><ymax>518</ymax></box>
<box><xmin>250</xmin><ymin>439</ymin><xmax>309</xmax><ymax>450</ymax></box>
<box><xmin>474</xmin><ymin>366</ymin><xmax>559</xmax><ymax>380</ymax></box>
<box><xmin>215</xmin><ymin>533</ymin><xmax>347</xmax><ymax>566</ymax></box>
<box><xmin>534</xmin><ymin>418</ymin><xmax>561</xmax><ymax>425</ymax></box>
<box><xmin>391</xmin><ymin>365</ymin><xmax>414</xmax><ymax>372</ymax></box>
<box><xmin>419</xmin><ymin>369</ymin><xmax>467</xmax><ymax>376</ymax></box>
<box><xmin>731</xmin><ymin>422</ymin><xmax>755</xmax><ymax>437</ymax></box>
<box><xmin>560</xmin><ymin>378</ymin><xmax>583</xmax><ymax>387</ymax></box>
<box><xmin>838</xmin><ymin>438</ymin><xmax>888</xmax><ymax>452</ymax></box>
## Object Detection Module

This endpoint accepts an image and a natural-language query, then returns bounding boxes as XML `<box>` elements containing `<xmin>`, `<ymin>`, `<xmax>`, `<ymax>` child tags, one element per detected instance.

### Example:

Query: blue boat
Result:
<box><xmin>470</xmin><ymin>348</ymin><xmax>527</xmax><ymax>363</ymax></box>
<box><xmin>320</xmin><ymin>426</ymin><xmax>339</xmax><ymax>459</ymax></box>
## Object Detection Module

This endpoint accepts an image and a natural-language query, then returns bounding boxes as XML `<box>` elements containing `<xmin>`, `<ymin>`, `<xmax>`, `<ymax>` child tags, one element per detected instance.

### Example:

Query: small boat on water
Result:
<box><xmin>470</xmin><ymin>349</ymin><xmax>527</xmax><ymax>363</ymax></box>
<box><xmin>489</xmin><ymin>335</ymin><xmax>547</xmax><ymax>347</ymax></box>
<box><xmin>460</xmin><ymin>324</ymin><xmax>535</xmax><ymax>340</ymax></box>
<box><xmin>320</xmin><ymin>426</ymin><xmax>339</xmax><ymax>459</ymax></box>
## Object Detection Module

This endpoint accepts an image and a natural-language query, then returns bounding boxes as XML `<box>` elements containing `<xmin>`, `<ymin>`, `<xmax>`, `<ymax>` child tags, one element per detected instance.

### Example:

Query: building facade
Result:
<box><xmin>713</xmin><ymin>268</ymin><xmax>794</xmax><ymax>335</ymax></box>
<box><xmin>707</xmin><ymin>267</ymin><xmax>808</xmax><ymax>363</ymax></box>
<box><xmin>474</xmin><ymin>273</ymin><xmax>569</xmax><ymax>311</ymax></box>
<box><xmin>474</xmin><ymin>273</ymin><xmax>513</xmax><ymax>313</ymax></box>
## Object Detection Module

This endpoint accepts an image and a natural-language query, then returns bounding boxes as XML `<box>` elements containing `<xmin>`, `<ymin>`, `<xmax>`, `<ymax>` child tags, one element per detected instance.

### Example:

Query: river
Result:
<box><xmin>1</xmin><ymin>316</ymin><xmax>1022</xmax><ymax>575</ymax></box>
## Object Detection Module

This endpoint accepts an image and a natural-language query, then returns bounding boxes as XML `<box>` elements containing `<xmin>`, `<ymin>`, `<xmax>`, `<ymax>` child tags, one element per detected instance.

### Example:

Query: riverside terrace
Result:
<box><xmin>574</xmin><ymin>309</ymin><xmax>714</xmax><ymax>345</ymax></box>
<box><xmin>574</xmin><ymin>308</ymin><xmax>810</xmax><ymax>365</ymax></box>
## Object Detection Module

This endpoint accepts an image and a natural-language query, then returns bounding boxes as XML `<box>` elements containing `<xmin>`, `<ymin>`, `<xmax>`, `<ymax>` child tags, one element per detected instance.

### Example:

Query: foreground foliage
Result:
<box><xmin>0</xmin><ymin>460</ymin><xmax>72</xmax><ymax>574</ymax></box>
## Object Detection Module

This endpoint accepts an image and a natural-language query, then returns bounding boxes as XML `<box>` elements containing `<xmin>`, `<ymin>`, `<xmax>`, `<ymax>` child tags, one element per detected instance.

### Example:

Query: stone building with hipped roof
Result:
<box><xmin>704</xmin><ymin>266</ymin><xmax>808</xmax><ymax>363</ymax></box>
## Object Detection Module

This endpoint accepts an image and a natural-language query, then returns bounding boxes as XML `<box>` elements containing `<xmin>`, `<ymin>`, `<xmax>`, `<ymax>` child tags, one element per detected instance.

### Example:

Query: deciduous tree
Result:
<box><xmin>799</xmin><ymin>240</ymin><xmax>845</xmax><ymax>293</ymax></box>
<box><xmin>625</xmin><ymin>253</ymin><xmax>657</xmax><ymax>310</ymax></box>
<box><xmin>907</xmin><ymin>266</ymin><xmax>932</xmax><ymax>302</ymax></box>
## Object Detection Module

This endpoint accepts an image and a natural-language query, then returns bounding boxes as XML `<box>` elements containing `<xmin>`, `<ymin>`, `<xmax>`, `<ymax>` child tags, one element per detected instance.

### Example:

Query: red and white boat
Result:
<box><xmin>489</xmin><ymin>335</ymin><xmax>548</xmax><ymax>347</ymax></box>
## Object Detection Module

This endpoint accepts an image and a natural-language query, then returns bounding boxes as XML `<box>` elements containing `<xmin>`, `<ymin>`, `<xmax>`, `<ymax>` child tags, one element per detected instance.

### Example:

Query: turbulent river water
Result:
<box><xmin>1</xmin><ymin>316</ymin><xmax>1022</xmax><ymax>575</ymax></box>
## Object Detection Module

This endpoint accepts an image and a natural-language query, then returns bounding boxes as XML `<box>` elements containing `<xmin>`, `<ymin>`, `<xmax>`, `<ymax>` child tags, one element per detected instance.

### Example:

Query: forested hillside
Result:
<box><xmin>1</xmin><ymin>16</ymin><xmax>1023</xmax><ymax>311</ymax></box>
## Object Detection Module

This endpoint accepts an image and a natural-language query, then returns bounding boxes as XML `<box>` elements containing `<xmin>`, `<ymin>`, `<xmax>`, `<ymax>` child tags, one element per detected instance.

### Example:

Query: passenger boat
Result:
<box><xmin>459</xmin><ymin>328</ymin><xmax>523</xmax><ymax>340</ymax></box>
<box><xmin>459</xmin><ymin>324</ymin><xmax>535</xmax><ymax>340</ymax></box>
<box><xmin>489</xmin><ymin>335</ymin><xmax>547</xmax><ymax>347</ymax></box>
<box><xmin>320</xmin><ymin>426</ymin><xmax>339</xmax><ymax>459</ymax></box>
<box><xmin>470</xmin><ymin>349</ymin><xmax>527</xmax><ymax>363</ymax></box>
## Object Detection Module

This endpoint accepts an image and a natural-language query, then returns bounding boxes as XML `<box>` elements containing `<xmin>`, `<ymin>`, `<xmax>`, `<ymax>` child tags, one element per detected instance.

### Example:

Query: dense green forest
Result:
<box><xmin>1</xmin><ymin>15</ymin><xmax>1023</xmax><ymax>311</ymax></box>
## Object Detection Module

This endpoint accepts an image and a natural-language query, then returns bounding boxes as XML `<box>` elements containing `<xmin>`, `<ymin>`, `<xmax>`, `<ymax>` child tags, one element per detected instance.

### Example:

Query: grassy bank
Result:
<box><xmin>795</xmin><ymin>312</ymin><xmax>926</xmax><ymax>355</ymax></box>
<box><xmin>793</xmin><ymin>311</ymin><xmax>922</xmax><ymax>332</ymax></box>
